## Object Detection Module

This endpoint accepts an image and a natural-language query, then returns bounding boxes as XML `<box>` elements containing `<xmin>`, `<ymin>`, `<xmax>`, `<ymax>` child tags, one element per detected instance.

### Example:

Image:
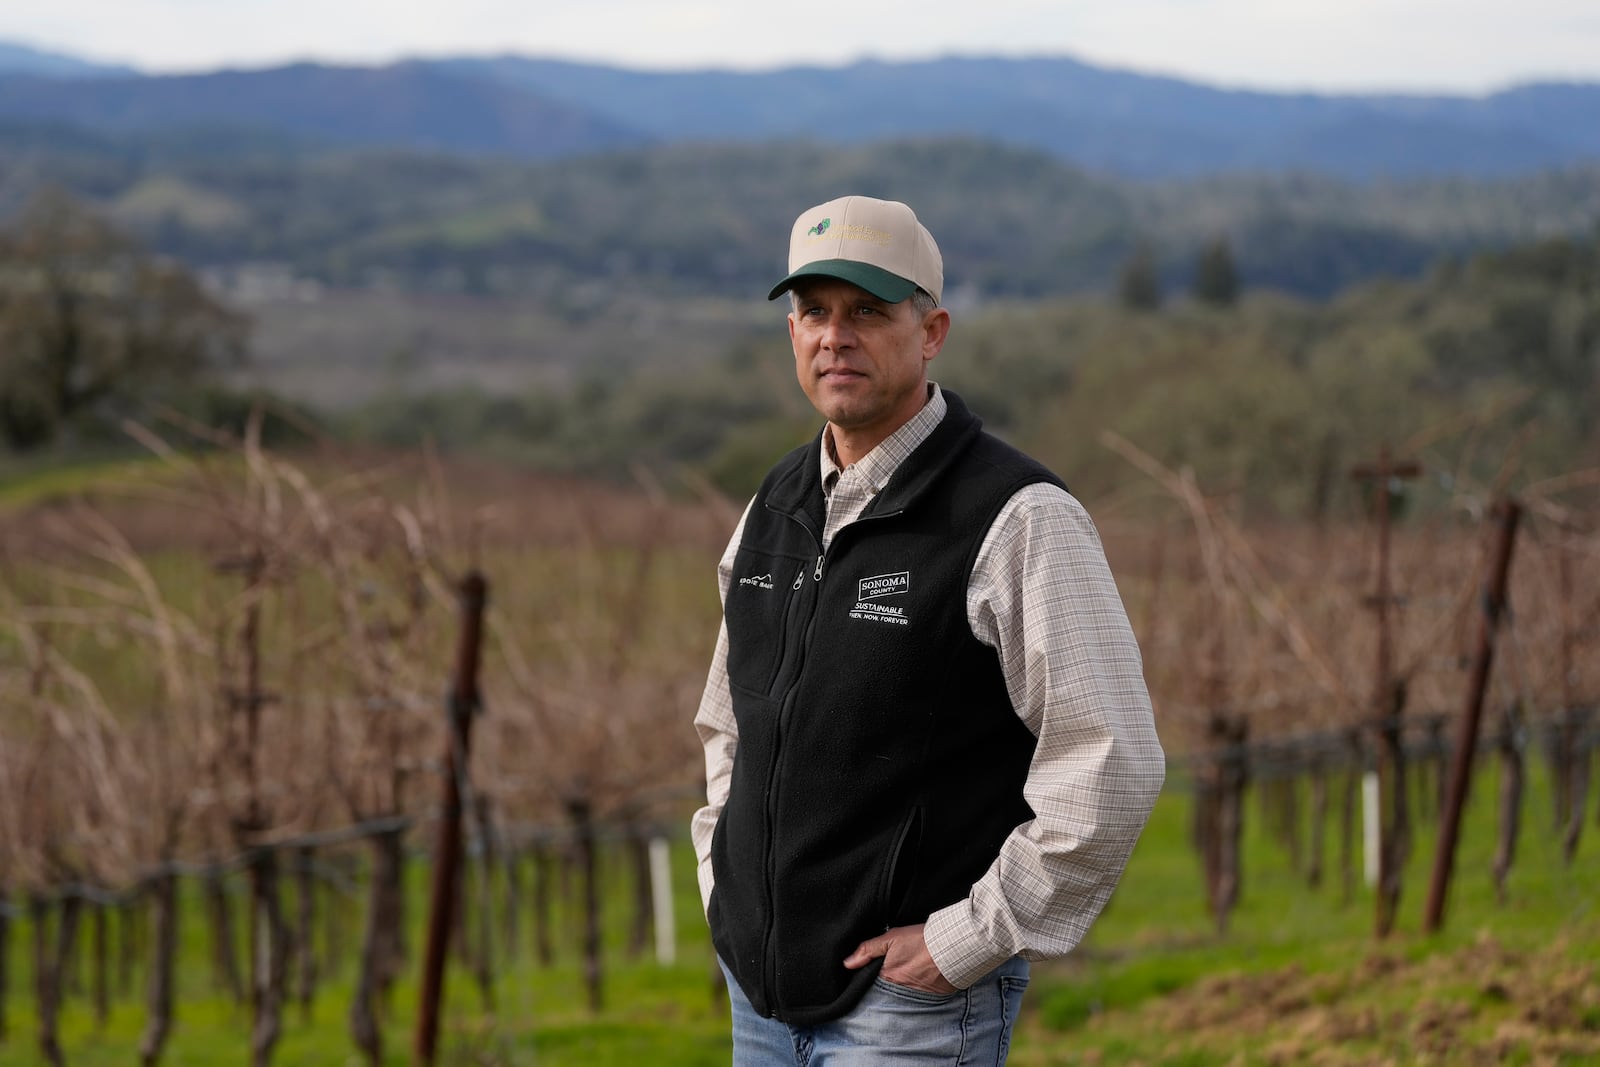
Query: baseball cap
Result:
<box><xmin>767</xmin><ymin>195</ymin><xmax>944</xmax><ymax>305</ymax></box>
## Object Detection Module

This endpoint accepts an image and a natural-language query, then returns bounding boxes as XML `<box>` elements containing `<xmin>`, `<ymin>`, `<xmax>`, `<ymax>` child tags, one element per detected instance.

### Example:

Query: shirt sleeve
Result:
<box><xmin>689</xmin><ymin>500</ymin><xmax>752</xmax><ymax>917</ymax></box>
<box><xmin>922</xmin><ymin>483</ymin><xmax>1165</xmax><ymax>988</ymax></box>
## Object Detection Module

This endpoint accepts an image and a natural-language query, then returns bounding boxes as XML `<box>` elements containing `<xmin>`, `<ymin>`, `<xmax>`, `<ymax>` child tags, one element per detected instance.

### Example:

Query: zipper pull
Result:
<box><xmin>813</xmin><ymin>554</ymin><xmax>824</xmax><ymax>581</ymax></box>
<box><xmin>792</xmin><ymin>567</ymin><xmax>804</xmax><ymax>590</ymax></box>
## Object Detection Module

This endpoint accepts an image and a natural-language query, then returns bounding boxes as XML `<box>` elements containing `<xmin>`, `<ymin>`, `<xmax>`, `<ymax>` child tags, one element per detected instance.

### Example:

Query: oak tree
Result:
<box><xmin>0</xmin><ymin>189</ymin><xmax>246</xmax><ymax>450</ymax></box>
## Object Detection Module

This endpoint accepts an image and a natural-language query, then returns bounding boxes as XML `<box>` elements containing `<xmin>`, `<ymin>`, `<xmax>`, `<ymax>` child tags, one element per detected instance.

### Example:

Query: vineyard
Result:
<box><xmin>0</xmin><ymin>416</ymin><xmax>1597</xmax><ymax>1065</ymax></box>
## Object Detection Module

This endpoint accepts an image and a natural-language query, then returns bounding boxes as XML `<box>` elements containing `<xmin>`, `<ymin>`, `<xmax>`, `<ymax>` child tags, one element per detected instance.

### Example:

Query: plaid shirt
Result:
<box><xmin>691</xmin><ymin>384</ymin><xmax>1165</xmax><ymax>989</ymax></box>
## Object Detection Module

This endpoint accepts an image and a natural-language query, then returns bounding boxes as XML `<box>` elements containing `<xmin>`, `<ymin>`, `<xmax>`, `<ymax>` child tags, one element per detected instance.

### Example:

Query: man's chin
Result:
<box><xmin>817</xmin><ymin>403</ymin><xmax>875</xmax><ymax>429</ymax></box>
<box><xmin>808</xmin><ymin>389</ymin><xmax>869</xmax><ymax>424</ymax></box>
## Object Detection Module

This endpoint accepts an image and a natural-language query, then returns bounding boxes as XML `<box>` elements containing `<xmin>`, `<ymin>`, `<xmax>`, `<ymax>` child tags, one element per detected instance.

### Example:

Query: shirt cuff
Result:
<box><xmin>922</xmin><ymin>898</ymin><xmax>1014</xmax><ymax>990</ymax></box>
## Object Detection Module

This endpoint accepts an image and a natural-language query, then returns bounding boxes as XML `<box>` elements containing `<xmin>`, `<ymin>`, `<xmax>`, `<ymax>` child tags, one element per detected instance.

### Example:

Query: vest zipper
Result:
<box><xmin>758</xmin><ymin>510</ymin><xmax>899</xmax><ymax>1015</ymax></box>
<box><xmin>761</xmin><ymin>515</ymin><xmax>823</xmax><ymax>1016</ymax></box>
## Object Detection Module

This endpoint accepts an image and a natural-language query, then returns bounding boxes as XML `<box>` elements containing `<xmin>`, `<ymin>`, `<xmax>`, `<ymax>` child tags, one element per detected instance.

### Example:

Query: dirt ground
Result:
<box><xmin>1025</xmin><ymin>933</ymin><xmax>1600</xmax><ymax>1066</ymax></box>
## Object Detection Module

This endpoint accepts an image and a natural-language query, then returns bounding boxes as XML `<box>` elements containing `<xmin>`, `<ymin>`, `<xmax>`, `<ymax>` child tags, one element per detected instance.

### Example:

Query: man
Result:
<box><xmin>691</xmin><ymin>195</ymin><xmax>1165</xmax><ymax>1065</ymax></box>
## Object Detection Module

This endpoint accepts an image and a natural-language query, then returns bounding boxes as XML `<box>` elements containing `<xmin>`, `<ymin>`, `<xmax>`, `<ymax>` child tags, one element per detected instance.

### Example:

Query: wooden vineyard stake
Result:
<box><xmin>413</xmin><ymin>571</ymin><xmax>488</xmax><ymax>1067</ymax></box>
<box><xmin>1351</xmin><ymin>446</ymin><xmax>1422</xmax><ymax>937</ymax></box>
<box><xmin>566</xmin><ymin>789</ymin><xmax>604</xmax><ymax>1012</ymax></box>
<box><xmin>204</xmin><ymin>869</ymin><xmax>243</xmax><ymax>1005</ymax></box>
<box><xmin>137</xmin><ymin>875</ymin><xmax>177</xmax><ymax>1067</ymax></box>
<box><xmin>1424</xmin><ymin>498</ymin><xmax>1521</xmax><ymax>933</ymax></box>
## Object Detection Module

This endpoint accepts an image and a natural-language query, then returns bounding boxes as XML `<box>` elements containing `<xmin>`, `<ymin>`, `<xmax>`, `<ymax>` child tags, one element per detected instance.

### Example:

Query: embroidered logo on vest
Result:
<box><xmin>857</xmin><ymin>572</ymin><xmax>909</xmax><ymax>600</ymax></box>
<box><xmin>849</xmin><ymin>571</ymin><xmax>911</xmax><ymax>626</ymax></box>
<box><xmin>738</xmin><ymin>572</ymin><xmax>775</xmax><ymax>590</ymax></box>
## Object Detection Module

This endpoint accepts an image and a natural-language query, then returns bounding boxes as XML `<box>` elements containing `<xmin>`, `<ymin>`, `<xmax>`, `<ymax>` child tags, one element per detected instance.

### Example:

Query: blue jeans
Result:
<box><xmin>722</xmin><ymin>956</ymin><xmax>1030</xmax><ymax>1066</ymax></box>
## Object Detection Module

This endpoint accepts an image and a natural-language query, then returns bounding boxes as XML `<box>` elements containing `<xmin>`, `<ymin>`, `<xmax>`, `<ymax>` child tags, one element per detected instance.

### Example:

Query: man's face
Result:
<box><xmin>787</xmin><ymin>279</ymin><xmax>949</xmax><ymax>454</ymax></box>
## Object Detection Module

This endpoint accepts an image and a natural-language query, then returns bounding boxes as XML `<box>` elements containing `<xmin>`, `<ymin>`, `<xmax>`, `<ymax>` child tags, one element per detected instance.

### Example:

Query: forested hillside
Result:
<box><xmin>5</xmin><ymin>127</ymin><xmax>1600</xmax><ymax>303</ymax></box>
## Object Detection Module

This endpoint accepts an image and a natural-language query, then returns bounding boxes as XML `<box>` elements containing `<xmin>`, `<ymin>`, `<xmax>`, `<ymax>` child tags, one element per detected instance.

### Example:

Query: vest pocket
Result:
<box><xmin>726</xmin><ymin>553</ymin><xmax>810</xmax><ymax>696</ymax></box>
<box><xmin>877</xmin><ymin>806</ymin><xmax>923</xmax><ymax>923</ymax></box>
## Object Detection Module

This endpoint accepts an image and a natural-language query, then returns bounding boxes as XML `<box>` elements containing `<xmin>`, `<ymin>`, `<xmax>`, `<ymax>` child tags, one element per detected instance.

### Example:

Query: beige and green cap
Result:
<box><xmin>767</xmin><ymin>195</ymin><xmax>943</xmax><ymax>305</ymax></box>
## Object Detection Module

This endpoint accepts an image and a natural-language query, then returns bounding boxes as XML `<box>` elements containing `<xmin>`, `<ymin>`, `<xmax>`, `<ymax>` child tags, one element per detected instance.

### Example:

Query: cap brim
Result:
<box><xmin>766</xmin><ymin>259</ymin><xmax>919</xmax><ymax>303</ymax></box>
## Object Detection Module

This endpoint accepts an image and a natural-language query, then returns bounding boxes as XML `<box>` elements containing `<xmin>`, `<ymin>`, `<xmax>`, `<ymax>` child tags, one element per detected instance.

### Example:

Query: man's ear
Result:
<box><xmin>921</xmin><ymin>307</ymin><xmax>951</xmax><ymax>361</ymax></box>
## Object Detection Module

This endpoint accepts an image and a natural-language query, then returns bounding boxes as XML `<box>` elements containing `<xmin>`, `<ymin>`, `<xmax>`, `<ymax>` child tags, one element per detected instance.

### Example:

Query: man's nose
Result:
<box><xmin>820</xmin><ymin>313</ymin><xmax>856</xmax><ymax>349</ymax></box>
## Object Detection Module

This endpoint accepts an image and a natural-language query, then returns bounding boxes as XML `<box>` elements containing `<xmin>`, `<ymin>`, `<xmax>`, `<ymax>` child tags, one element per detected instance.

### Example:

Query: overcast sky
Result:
<box><xmin>5</xmin><ymin>0</ymin><xmax>1600</xmax><ymax>93</ymax></box>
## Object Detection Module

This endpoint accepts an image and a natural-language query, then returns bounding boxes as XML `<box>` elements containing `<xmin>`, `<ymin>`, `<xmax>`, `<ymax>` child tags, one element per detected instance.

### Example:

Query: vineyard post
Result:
<box><xmin>1199</xmin><ymin>714</ymin><xmax>1247</xmax><ymax>933</ymax></box>
<box><xmin>248</xmin><ymin>849</ymin><xmax>287</xmax><ymax>1067</ymax></box>
<box><xmin>413</xmin><ymin>571</ymin><xmax>488</xmax><ymax>1067</ymax></box>
<box><xmin>1307</xmin><ymin>746</ymin><xmax>1327</xmax><ymax>888</ymax></box>
<box><xmin>55</xmin><ymin>893</ymin><xmax>82</xmax><ymax>1029</ymax></box>
<box><xmin>567</xmin><ymin>791</ymin><xmax>603</xmax><ymax>1013</ymax></box>
<box><xmin>217</xmin><ymin>546</ymin><xmax>288</xmax><ymax>1067</ymax></box>
<box><xmin>1351</xmin><ymin>446</ymin><xmax>1421</xmax><ymax>937</ymax></box>
<box><xmin>649</xmin><ymin>835</ymin><xmax>676</xmax><ymax>966</ymax></box>
<box><xmin>204</xmin><ymin>868</ymin><xmax>243</xmax><ymax>1004</ymax></box>
<box><xmin>137</xmin><ymin>874</ymin><xmax>177</xmax><ymax>1067</ymax></box>
<box><xmin>1423</xmin><ymin>498</ymin><xmax>1521</xmax><ymax>934</ymax></box>
<box><xmin>29</xmin><ymin>895</ymin><xmax>63</xmax><ymax>1067</ymax></box>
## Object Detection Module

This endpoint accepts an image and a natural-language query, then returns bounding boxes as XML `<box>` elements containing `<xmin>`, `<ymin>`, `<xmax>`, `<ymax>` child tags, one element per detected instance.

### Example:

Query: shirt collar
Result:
<box><xmin>820</xmin><ymin>383</ymin><xmax>948</xmax><ymax>494</ymax></box>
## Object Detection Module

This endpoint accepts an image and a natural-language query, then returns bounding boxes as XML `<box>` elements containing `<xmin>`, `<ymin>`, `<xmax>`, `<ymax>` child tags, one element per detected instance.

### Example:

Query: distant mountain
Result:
<box><xmin>0</xmin><ymin>40</ymin><xmax>135</xmax><ymax>78</ymax></box>
<box><xmin>0</xmin><ymin>61</ymin><xmax>648</xmax><ymax>159</ymax></box>
<box><xmin>0</xmin><ymin>44</ymin><xmax>1596</xmax><ymax>179</ymax></box>
<box><xmin>439</xmin><ymin>55</ymin><xmax>1599</xmax><ymax>179</ymax></box>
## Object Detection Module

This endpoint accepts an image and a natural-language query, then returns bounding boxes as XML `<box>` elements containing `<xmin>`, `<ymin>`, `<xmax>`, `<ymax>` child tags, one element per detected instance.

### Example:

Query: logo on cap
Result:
<box><xmin>807</xmin><ymin>218</ymin><xmax>831</xmax><ymax>237</ymax></box>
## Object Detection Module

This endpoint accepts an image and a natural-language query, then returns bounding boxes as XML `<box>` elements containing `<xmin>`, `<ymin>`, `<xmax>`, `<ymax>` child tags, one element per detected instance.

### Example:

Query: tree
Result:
<box><xmin>1117</xmin><ymin>242</ymin><xmax>1163</xmax><ymax>311</ymax></box>
<box><xmin>0</xmin><ymin>189</ymin><xmax>247</xmax><ymax>450</ymax></box>
<box><xmin>1192</xmin><ymin>236</ymin><xmax>1241</xmax><ymax>307</ymax></box>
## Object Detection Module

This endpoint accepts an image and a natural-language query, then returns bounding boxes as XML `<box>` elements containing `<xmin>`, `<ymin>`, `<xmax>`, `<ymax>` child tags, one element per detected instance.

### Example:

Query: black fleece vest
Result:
<box><xmin>708</xmin><ymin>390</ymin><xmax>1065</xmax><ymax>1025</ymax></box>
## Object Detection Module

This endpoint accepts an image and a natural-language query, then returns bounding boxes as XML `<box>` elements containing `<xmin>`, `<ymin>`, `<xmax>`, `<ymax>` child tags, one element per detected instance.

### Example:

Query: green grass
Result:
<box><xmin>2</xmin><ymin>831</ymin><xmax>733</xmax><ymax>1065</ymax></box>
<box><xmin>1013</xmin><ymin>761</ymin><xmax>1600</xmax><ymax>1065</ymax></box>
<box><xmin>2</xmin><ymin>764</ymin><xmax>1595</xmax><ymax>1065</ymax></box>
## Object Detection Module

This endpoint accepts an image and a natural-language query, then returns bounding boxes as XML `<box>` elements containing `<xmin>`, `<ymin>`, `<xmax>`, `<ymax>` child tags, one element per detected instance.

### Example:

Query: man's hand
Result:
<box><xmin>842</xmin><ymin>923</ymin><xmax>957</xmax><ymax>995</ymax></box>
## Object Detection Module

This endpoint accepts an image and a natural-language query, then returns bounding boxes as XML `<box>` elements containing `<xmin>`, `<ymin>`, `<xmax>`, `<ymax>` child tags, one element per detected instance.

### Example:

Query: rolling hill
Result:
<box><xmin>0</xmin><ymin>61</ymin><xmax>648</xmax><ymax>159</ymax></box>
<box><xmin>0</xmin><ymin>45</ymin><xmax>1596</xmax><ymax>180</ymax></box>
